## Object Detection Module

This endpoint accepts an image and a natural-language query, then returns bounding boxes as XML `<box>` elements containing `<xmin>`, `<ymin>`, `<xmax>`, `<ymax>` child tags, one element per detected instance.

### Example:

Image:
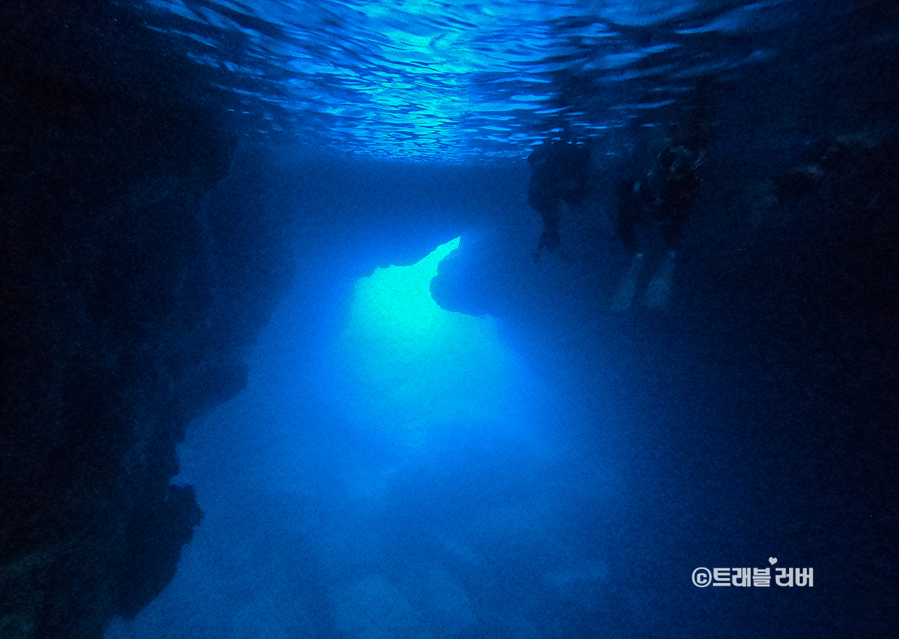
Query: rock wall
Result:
<box><xmin>0</xmin><ymin>4</ymin><xmax>292</xmax><ymax>638</ymax></box>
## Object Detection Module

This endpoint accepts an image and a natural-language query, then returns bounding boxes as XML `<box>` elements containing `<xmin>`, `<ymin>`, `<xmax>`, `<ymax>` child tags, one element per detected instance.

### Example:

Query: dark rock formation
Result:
<box><xmin>1</xmin><ymin>3</ymin><xmax>293</xmax><ymax>638</ymax></box>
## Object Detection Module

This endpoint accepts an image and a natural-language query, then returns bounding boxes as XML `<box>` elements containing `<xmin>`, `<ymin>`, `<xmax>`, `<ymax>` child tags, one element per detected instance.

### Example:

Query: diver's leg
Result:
<box><xmin>642</xmin><ymin>250</ymin><xmax>676</xmax><ymax>308</ymax></box>
<box><xmin>615</xmin><ymin>181</ymin><xmax>641</xmax><ymax>255</ymax></box>
<box><xmin>611</xmin><ymin>252</ymin><xmax>644</xmax><ymax>311</ymax></box>
<box><xmin>660</xmin><ymin>208</ymin><xmax>688</xmax><ymax>253</ymax></box>
<box><xmin>640</xmin><ymin>206</ymin><xmax>687</xmax><ymax>307</ymax></box>
<box><xmin>533</xmin><ymin>201</ymin><xmax>563</xmax><ymax>261</ymax></box>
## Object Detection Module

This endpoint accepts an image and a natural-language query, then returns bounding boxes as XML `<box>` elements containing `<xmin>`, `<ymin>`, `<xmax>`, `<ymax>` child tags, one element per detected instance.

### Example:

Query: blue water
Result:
<box><xmin>105</xmin><ymin>1</ymin><xmax>896</xmax><ymax>637</ymax></box>
<box><xmin>121</xmin><ymin>0</ymin><xmax>852</xmax><ymax>160</ymax></box>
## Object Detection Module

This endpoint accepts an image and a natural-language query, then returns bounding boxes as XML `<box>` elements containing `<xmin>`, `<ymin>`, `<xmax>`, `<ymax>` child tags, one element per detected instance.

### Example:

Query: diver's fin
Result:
<box><xmin>642</xmin><ymin>251</ymin><xmax>676</xmax><ymax>308</ymax></box>
<box><xmin>611</xmin><ymin>253</ymin><xmax>644</xmax><ymax>311</ymax></box>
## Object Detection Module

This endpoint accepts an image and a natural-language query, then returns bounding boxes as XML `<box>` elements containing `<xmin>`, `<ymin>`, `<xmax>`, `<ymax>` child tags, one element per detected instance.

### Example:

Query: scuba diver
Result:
<box><xmin>527</xmin><ymin>136</ymin><xmax>592</xmax><ymax>262</ymax></box>
<box><xmin>612</xmin><ymin>79</ymin><xmax>715</xmax><ymax>309</ymax></box>
<box><xmin>612</xmin><ymin>141</ymin><xmax>704</xmax><ymax>309</ymax></box>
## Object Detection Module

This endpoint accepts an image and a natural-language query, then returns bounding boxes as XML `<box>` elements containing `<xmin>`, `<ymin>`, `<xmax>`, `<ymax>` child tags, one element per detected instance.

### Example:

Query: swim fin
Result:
<box><xmin>642</xmin><ymin>250</ymin><xmax>676</xmax><ymax>308</ymax></box>
<box><xmin>611</xmin><ymin>253</ymin><xmax>644</xmax><ymax>311</ymax></box>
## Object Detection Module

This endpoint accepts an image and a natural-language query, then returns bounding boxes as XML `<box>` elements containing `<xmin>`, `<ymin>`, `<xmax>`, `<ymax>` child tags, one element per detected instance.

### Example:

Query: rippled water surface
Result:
<box><xmin>127</xmin><ymin>0</ymin><xmax>891</xmax><ymax>158</ymax></box>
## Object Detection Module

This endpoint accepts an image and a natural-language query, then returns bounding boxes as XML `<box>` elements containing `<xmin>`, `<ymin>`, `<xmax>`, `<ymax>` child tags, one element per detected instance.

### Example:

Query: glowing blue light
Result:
<box><xmin>335</xmin><ymin>237</ymin><xmax>520</xmax><ymax>443</ymax></box>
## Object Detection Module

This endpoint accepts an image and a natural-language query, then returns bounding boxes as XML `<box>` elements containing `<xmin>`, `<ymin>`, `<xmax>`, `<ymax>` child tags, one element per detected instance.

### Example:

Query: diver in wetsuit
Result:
<box><xmin>644</xmin><ymin>143</ymin><xmax>703</xmax><ymax>249</ymax></box>
<box><xmin>612</xmin><ymin>79</ymin><xmax>714</xmax><ymax>309</ymax></box>
<box><xmin>612</xmin><ymin>142</ymin><xmax>704</xmax><ymax>309</ymax></box>
<box><xmin>527</xmin><ymin>137</ymin><xmax>592</xmax><ymax>261</ymax></box>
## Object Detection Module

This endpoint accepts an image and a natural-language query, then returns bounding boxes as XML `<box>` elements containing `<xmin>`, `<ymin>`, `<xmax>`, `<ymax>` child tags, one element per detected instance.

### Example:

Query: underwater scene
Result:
<box><xmin>0</xmin><ymin>1</ymin><xmax>896</xmax><ymax>638</ymax></box>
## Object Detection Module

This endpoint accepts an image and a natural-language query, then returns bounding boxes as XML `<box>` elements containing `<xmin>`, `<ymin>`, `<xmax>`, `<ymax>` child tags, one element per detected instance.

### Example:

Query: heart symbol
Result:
<box><xmin>768</xmin><ymin>557</ymin><xmax>777</xmax><ymax>565</ymax></box>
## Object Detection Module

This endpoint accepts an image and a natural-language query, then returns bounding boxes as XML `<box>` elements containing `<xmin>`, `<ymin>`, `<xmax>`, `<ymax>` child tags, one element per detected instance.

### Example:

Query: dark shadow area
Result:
<box><xmin>1</xmin><ymin>3</ymin><xmax>295</xmax><ymax>638</ymax></box>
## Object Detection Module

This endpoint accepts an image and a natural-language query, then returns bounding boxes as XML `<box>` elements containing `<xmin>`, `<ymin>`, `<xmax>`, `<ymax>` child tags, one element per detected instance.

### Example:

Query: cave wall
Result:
<box><xmin>0</xmin><ymin>4</ymin><xmax>293</xmax><ymax>638</ymax></box>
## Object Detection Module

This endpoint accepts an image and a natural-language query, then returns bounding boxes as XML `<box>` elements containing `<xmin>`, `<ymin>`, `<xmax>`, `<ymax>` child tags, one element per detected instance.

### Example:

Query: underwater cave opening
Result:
<box><xmin>331</xmin><ymin>236</ymin><xmax>523</xmax><ymax>444</ymax></box>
